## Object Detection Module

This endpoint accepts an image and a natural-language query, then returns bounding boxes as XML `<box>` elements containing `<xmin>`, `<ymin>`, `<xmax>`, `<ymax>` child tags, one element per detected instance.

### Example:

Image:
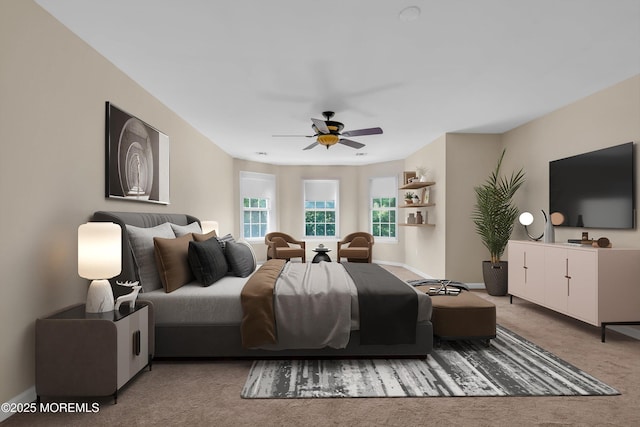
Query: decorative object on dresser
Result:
<box><xmin>518</xmin><ymin>210</ymin><xmax>545</xmax><ymax>241</ymax></box>
<box><xmin>78</xmin><ymin>222</ymin><xmax>122</xmax><ymax>313</ymax></box>
<box><xmin>36</xmin><ymin>301</ymin><xmax>153</xmax><ymax>404</ymax></box>
<box><xmin>105</xmin><ymin>102</ymin><xmax>170</xmax><ymax>204</ymax></box>
<box><xmin>508</xmin><ymin>240</ymin><xmax>640</xmax><ymax>341</ymax></box>
<box><xmin>471</xmin><ymin>149</ymin><xmax>525</xmax><ymax>296</ymax></box>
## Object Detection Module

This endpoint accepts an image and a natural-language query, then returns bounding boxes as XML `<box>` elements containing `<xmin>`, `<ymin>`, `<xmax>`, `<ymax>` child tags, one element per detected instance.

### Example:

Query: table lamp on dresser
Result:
<box><xmin>78</xmin><ymin>222</ymin><xmax>122</xmax><ymax>313</ymax></box>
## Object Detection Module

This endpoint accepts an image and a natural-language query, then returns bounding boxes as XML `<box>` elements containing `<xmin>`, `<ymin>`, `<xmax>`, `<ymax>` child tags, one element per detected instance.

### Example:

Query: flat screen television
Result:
<box><xmin>549</xmin><ymin>142</ymin><xmax>635</xmax><ymax>229</ymax></box>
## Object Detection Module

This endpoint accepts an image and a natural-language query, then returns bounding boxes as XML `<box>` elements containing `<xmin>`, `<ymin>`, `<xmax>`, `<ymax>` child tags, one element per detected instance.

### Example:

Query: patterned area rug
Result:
<box><xmin>241</xmin><ymin>325</ymin><xmax>619</xmax><ymax>398</ymax></box>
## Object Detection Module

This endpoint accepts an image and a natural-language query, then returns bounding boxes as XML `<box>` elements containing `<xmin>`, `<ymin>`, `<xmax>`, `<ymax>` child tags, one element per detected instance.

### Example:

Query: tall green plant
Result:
<box><xmin>472</xmin><ymin>149</ymin><xmax>525</xmax><ymax>263</ymax></box>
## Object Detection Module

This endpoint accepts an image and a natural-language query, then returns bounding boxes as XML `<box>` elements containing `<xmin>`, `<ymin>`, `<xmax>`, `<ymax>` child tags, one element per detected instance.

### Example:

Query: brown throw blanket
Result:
<box><xmin>240</xmin><ymin>259</ymin><xmax>286</xmax><ymax>348</ymax></box>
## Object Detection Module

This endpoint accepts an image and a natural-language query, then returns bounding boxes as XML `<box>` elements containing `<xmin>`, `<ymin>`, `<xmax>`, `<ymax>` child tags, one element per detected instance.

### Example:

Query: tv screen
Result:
<box><xmin>549</xmin><ymin>142</ymin><xmax>635</xmax><ymax>229</ymax></box>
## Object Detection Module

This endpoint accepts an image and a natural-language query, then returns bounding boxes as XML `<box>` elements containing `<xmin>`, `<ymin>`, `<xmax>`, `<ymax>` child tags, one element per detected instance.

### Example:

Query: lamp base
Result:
<box><xmin>86</xmin><ymin>279</ymin><xmax>115</xmax><ymax>313</ymax></box>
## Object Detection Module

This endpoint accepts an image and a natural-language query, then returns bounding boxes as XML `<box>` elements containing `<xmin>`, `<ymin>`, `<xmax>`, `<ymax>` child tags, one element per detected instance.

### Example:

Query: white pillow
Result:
<box><xmin>170</xmin><ymin>222</ymin><xmax>202</xmax><ymax>237</ymax></box>
<box><xmin>126</xmin><ymin>223</ymin><xmax>175</xmax><ymax>292</ymax></box>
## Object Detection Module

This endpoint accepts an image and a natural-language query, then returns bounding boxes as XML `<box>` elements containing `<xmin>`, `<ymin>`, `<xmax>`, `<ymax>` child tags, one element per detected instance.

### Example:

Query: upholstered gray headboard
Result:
<box><xmin>91</xmin><ymin>211</ymin><xmax>200</xmax><ymax>284</ymax></box>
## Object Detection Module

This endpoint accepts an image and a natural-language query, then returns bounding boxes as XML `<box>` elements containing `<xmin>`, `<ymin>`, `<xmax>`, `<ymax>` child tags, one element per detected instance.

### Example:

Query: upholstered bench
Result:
<box><xmin>416</xmin><ymin>287</ymin><xmax>496</xmax><ymax>345</ymax></box>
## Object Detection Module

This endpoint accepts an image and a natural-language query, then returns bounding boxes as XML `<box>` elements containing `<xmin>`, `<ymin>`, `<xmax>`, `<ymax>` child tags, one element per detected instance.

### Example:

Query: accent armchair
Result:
<box><xmin>337</xmin><ymin>232</ymin><xmax>374</xmax><ymax>263</ymax></box>
<box><xmin>265</xmin><ymin>232</ymin><xmax>306</xmax><ymax>263</ymax></box>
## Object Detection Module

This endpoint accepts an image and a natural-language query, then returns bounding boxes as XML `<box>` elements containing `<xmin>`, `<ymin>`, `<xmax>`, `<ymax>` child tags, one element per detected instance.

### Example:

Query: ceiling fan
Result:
<box><xmin>273</xmin><ymin>111</ymin><xmax>383</xmax><ymax>150</ymax></box>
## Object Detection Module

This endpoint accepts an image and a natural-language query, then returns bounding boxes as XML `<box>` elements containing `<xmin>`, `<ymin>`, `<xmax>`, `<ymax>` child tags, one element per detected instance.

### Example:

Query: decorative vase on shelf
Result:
<box><xmin>416</xmin><ymin>167</ymin><xmax>429</xmax><ymax>182</ymax></box>
<box><xmin>416</xmin><ymin>211</ymin><xmax>424</xmax><ymax>224</ymax></box>
<box><xmin>407</xmin><ymin>213</ymin><xmax>416</xmax><ymax>224</ymax></box>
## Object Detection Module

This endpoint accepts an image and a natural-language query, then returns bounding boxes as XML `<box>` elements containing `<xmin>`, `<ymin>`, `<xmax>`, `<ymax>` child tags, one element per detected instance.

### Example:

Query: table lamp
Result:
<box><xmin>200</xmin><ymin>220</ymin><xmax>219</xmax><ymax>235</ymax></box>
<box><xmin>519</xmin><ymin>210</ymin><xmax>546</xmax><ymax>241</ymax></box>
<box><xmin>78</xmin><ymin>222</ymin><xmax>122</xmax><ymax>313</ymax></box>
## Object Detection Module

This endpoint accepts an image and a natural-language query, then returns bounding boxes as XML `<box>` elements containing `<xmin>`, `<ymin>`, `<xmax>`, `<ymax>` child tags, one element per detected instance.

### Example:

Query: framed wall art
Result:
<box><xmin>403</xmin><ymin>171</ymin><xmax>417</xmax><ymax>186</ymax></box>
<box><xmin>105</xmin><ymin>102</ymin><xmax>170</xmax><ymax>204</ymax></box>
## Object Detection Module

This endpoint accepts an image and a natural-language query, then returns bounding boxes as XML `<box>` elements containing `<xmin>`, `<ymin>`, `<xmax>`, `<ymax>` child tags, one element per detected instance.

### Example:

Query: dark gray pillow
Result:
<box><xmin>225</xmin><ymin>241</ymin><xmax>256</xmax><ymax>278</ymax></box>
<box><xmin>188</xmin><ymin>237</ymin><xmax>229</xmax><ymax>286</ymax></box>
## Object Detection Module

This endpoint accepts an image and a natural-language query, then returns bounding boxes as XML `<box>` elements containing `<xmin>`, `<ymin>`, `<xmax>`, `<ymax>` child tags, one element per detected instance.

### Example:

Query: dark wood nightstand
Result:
<box><xmin>36</xmin><ymin>301</ymin><xmax>154</xmax><ymax>403</ymax></box>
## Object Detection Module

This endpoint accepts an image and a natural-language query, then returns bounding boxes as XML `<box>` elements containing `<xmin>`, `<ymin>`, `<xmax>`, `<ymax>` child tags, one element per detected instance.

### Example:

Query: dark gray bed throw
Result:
<box><xmin>342</xmin><ymin>262</ymin><xmax>418</xmax><ymax>345</ymax></box>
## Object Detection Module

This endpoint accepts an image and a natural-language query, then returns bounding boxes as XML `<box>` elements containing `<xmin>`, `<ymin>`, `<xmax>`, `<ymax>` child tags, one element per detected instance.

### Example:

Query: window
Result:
<box><xmin>240</xmin><ymin>172</ymin><xmax>276</xmax><ymax>240</ymax></box>
<box><xmin>243</xmin><ymin>197</ymin><xmax>268</xmax><ymax>239</ymax></box>
<box><xmin>304</xmin><ymin>180</ymin><xmax>339</xmax><ymax>237</ymax></box>
<box><xmin>370</xmin><ymin>176</ymin><xmax>398</xmax><ymax>240</ymax></box>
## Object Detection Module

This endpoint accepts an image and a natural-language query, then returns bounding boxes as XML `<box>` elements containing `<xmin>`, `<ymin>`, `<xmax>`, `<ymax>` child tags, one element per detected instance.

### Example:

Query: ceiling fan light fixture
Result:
<box><xmin>317</xmin><ymin>134</ymin><xmax>340</xmax><ymax>146</ymax></box>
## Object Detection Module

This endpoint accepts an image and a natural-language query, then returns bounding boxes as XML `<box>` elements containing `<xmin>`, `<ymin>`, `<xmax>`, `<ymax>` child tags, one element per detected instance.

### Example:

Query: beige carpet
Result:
<box><xmin>5</xmin><ymin>265</ymin><xmax>640</xmax><ymax>426</ymax></box>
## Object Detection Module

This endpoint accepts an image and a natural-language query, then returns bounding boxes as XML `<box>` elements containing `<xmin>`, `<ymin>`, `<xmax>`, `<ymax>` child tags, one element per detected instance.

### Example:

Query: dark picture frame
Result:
<box><xmin>105</xmin><ymin>102</ymin><xmax>170</xmax><ymax>204</ymax></box>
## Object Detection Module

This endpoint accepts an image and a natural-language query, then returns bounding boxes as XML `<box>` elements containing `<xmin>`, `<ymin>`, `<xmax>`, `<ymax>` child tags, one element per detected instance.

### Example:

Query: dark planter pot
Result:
<box><xmin>482</xmin><ymin>261</ymin><xmax>508</xmax><ymax>296</ymax></box>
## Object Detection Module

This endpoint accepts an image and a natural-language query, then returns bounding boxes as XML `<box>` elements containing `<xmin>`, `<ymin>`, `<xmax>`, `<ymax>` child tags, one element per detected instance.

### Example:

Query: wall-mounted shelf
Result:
<box><xmin>399</xmin><ymin>181</ymin><xmax>435</xmax><ymax>190</ymax></box>
<box><xmin>400</xmin><ymin>202</ymin><xmax>435</xmax><ymax>208</ymax></box>
<box><xmin>400</xmin><ymin>174</ymin><xmax>435</xmax><ymax>226</ymax></box>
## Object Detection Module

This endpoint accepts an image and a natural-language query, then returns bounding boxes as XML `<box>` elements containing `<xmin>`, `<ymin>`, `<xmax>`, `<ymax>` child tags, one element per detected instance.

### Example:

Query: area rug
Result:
<box><xmin>241</xmin><ymin>325</ymin><xmax>619</xmax><ymax>398</ymax></box>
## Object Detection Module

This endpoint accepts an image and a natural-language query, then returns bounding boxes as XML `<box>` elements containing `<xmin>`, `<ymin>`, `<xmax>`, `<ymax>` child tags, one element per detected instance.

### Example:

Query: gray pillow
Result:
<box><xmin>126</xmin><ymin>223</ymin><xmax>176</xmax><ymax>292</ymax></box>
<box><xmin>225</xmin><ymin>240</ymin><xmax>257</xmax><ymax>278</ymax></box>
<box><xmin>170</xmin><ymin>222</ymin><xmax>202</xmax><ymax>237</ymax></box>
<box><xmin>188</xmin><ymin>237</ymin><xmax>229</xmax><ymax>286</ymax></box>
<box><xmin>216</xmin><ymin>233</ymin><xmax>235</xmax><ymax>249</ymax></box>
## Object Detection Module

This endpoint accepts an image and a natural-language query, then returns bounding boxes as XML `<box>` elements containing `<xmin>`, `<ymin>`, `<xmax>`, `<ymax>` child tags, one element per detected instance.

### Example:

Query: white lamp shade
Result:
<box><xmin>78</xmin><ymin>222</ymin><xmax>122</xmax><ymax>280</ymax></box>
<box><xmin>201</xmin><ymin>220</ymin><xmax>219</xmax><ymax>235</ymax></box>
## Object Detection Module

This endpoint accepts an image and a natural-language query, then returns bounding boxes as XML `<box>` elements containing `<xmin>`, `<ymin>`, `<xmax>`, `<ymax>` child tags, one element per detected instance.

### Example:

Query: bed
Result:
<box><xmin>92</xmin><ymin>211</ymin><xmax>433</xmax><ymax>358</ymax></box>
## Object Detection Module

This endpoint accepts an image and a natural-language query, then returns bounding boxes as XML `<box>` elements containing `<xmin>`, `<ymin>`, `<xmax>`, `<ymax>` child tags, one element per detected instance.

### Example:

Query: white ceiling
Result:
<box><xmin>36</xmin><ymin>0</ymin><xmax>640</xmax><ymax>165</ymax></box>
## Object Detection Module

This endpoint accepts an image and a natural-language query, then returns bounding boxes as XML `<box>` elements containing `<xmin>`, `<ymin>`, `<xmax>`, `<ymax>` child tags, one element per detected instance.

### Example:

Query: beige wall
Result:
<box><xmin>445</xmin><ymin>134</ymin><xmax>503</xmax><ymax>282</ymax></box>
<box><xmin>401</xmin><ymin>133</ymin><xmax>503</xmax><ymax>282</ymax></box>
<box><xmin>0</xmin><ymin>0</ymin><xmax>235</xmax><ymax>406</ymax></box>
<box><xmin>403</xmin><ymin>135</ymin><xmax>447</xmax><ymax>278</ymax></box>
<box><xmin>502</xmin><ymin>75</ymin><xmax>640</xmax><ymax>249</ymax></box>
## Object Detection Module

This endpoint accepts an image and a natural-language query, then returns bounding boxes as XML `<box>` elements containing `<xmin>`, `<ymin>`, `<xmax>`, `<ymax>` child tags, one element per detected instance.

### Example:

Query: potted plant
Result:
<box><xmin>471</xmin><ymin>149</ymin><xmax>525</xmax><ymax>296</ymax></box>
<box><xmin>404</xmin><ymin>191</ymin><xmax>415</xmax><ymax>205</ymax></box>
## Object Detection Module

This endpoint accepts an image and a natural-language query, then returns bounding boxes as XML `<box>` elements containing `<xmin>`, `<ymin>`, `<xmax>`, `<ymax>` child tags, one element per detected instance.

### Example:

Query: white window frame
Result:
<box><xmin>303</xmin><ymin>179</ymin><xmax>339</xmax><ymax>240</ymax></box>
<box><xmin>370</xmin><ymin>176</ymin><xmax>398</xmax><ymax>242</ymax></box>
<box><xmin>239</xmin><ymin>171</ymin><xmax>276</xmax><ymax>242</ymax></box>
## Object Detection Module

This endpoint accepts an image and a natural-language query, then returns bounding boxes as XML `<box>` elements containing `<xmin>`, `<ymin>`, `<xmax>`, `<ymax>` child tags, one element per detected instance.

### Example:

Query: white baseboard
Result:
<box><xmin>0</xmin><ymin>386</ymin><xmax>36</xmax><ymax>422</ymax></box>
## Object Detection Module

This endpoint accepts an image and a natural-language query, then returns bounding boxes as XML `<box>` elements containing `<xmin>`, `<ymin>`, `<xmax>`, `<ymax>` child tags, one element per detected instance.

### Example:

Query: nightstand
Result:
<box><xmin>36</xmin><ymin>301</ymin><xmax>154</xmax><ymax>403</ymax></box>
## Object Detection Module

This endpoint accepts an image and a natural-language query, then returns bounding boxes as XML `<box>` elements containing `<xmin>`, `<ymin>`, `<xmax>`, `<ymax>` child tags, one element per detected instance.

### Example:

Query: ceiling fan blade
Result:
<box><xmin>272</xmin><ymin>134</ymin><xmax>315</xmax><ymax>138</ymax></box>
<box><xmin>338</xmin><ymin>138</ymin><xmax>365</xmax><ymax>149</ymax></box>
<box><xmin>303</xmin><ymin>141</ymin><xmax>319</xmax><ymax>150</ymax></box>
<box><xmin>311</xmin><ymin>118</ymin><xmax>330</xmax><ymax>134</ymax></box>
<box><xmin>342</xmin><ymin>127</ymin><xmax>383</xmax><ymax>137</ymax></box>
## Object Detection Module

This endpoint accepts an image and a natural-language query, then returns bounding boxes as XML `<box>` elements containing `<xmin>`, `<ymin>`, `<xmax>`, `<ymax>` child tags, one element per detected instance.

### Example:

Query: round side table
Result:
<box><xmin>312</xmin><ymin>247</ymin><xmax>332</xmax><ymax>263</ymax></box>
